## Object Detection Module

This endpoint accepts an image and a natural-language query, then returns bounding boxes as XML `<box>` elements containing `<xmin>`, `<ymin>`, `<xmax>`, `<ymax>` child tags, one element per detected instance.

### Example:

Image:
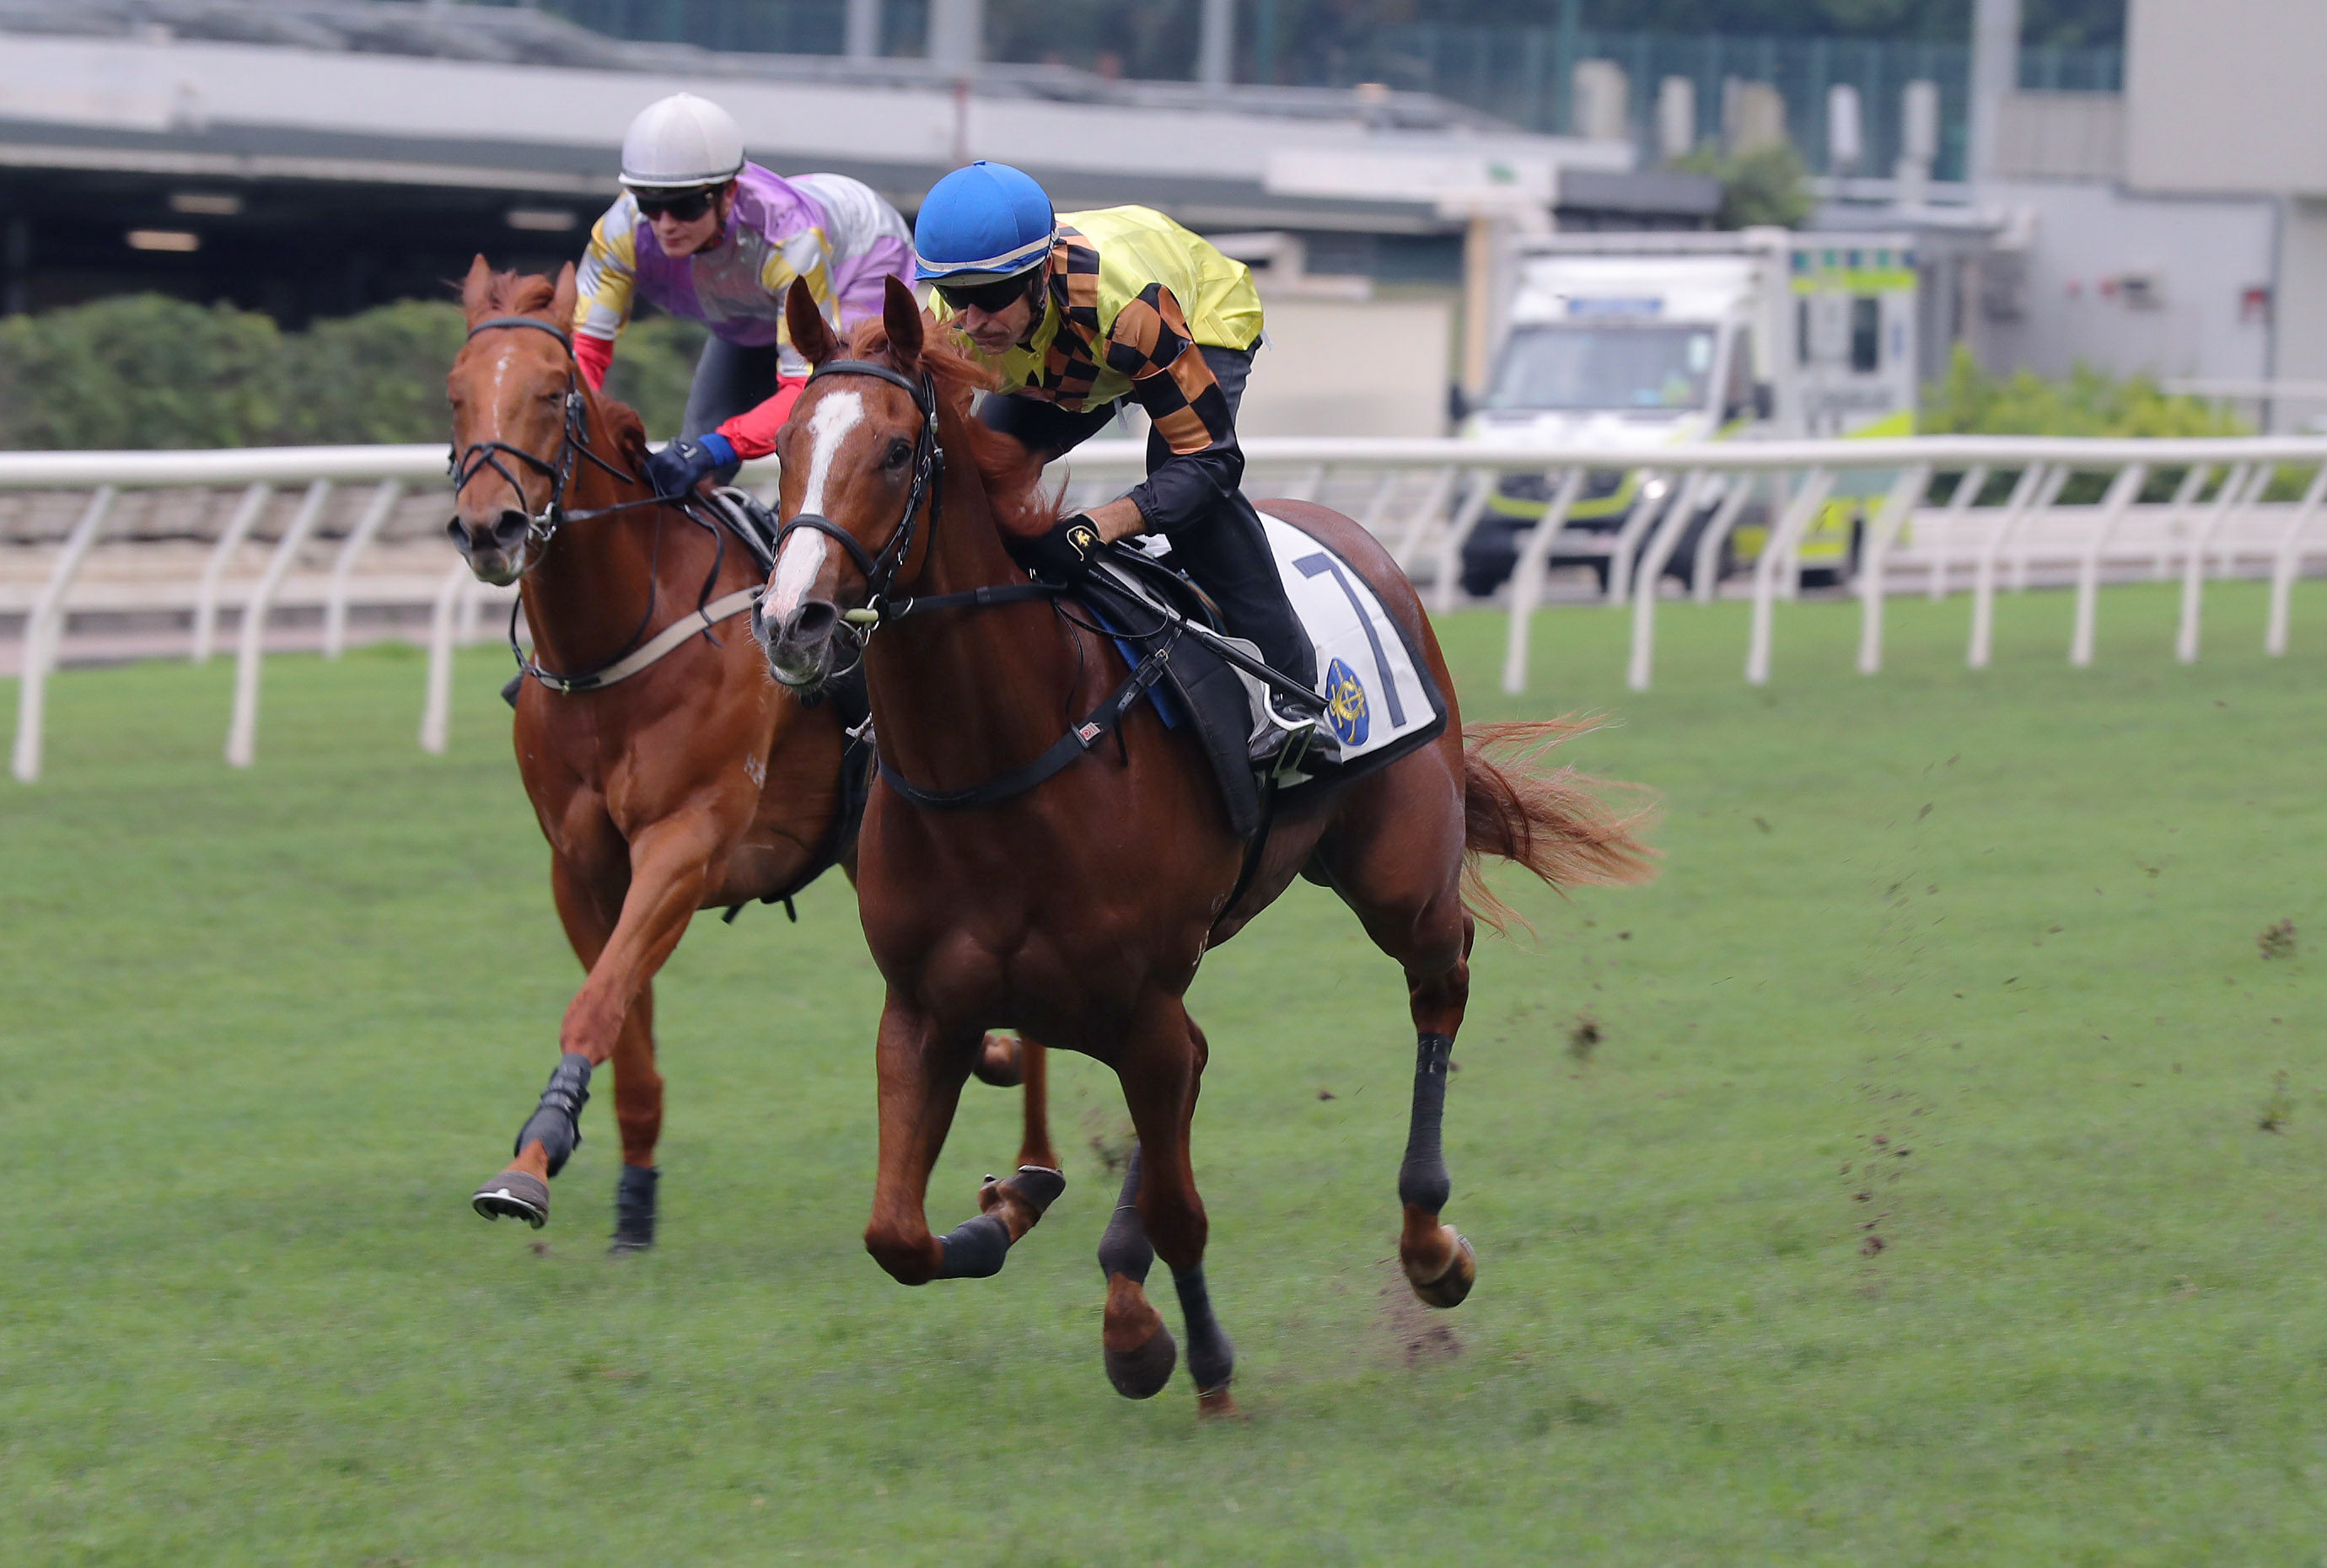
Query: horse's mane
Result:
<box><xmin>839</xmin><ymin>316</ymin><xmax>1065</xmax><ymax>540</ymax></box>
<box><xmin>460</xmin><ymin>267</ymin><xmax>650</xmax><ymax>470</ymax></box>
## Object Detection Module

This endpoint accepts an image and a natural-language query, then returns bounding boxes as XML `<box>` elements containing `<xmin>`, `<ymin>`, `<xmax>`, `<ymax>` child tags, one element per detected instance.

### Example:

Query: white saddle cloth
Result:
<box><xmin>1259</xmin><ymin>511</ymin><xmax>1442</xmax><ymax>767</ymax></box>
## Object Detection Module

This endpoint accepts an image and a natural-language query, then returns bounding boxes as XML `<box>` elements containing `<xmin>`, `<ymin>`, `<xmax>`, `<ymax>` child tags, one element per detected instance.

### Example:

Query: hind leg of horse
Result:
<box><xmin>473</xmin><ymin>815</ymin><xmax>721</xmax><ymax>1231</ymax></box>
<box><xmin>863</xmin><ymin>1002</ymin><xmax>1065</xmax><ymax>1286</ymax></box>
<box><xmin>607</xmin><ymin>984</ymin><xmax>663</xmax><ymax>1254</ymax></box>
<box><xmin>1113</xmin><ymin>999</ymin><xmax>1235</xmax><ymax>1415</ymax></box>
<box><xmin>1318</xmin><ymin>796</ymin><xmax>1480</xmax><ymax>1308</ymax></box>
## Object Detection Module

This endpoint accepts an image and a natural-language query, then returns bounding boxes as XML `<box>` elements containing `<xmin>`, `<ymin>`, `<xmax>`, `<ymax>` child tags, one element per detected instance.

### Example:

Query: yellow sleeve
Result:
<box><xmin>573</xmin><ymin>199</ymin><xmax>640</xmax><ymax>344</ymax></box>
<box><xmin>760</xmin><ymin>226</ymin><xmax>836</xmax><ymax>332</ymax></box>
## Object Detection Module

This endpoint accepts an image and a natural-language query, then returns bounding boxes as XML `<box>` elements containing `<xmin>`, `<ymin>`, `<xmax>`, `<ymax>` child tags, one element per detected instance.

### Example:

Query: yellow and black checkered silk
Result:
<box><xmin>944</xmin><ymin>206</ymin><xmax>1265</xmax><ymax>466</ymax></box>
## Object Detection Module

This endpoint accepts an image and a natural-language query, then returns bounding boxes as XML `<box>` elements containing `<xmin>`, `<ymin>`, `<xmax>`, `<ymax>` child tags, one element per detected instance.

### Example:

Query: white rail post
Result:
<box><xmin>1967</xmin><ymin>464</ymin><xmax>2047</xmax><ymax>669</ymax></box>
<box><xmin>1926</xmin><ymin>464</ymin><xmax>1986</xmax><ymax>599</ymax></box>
<box><xmin>1498</xmin><ymin>468</ymin><xmax>1585</xmax><ymax>695</ymax></box>
<box><xmin>1744</xmin><ymin>466</ymin><xmax>1834</xmax><ymax>685</ymax></box>
<box><xmin>1691</xmin><ymin>474</ymin><xmax>1757</xmax><ymax>604</ymax></box>
<box><xmin>2153</xmin><ymin>462</ymin><xmax>2211</xmax><ymax>580</ymax></box>
<box><xmin>323</xmin><ymin>480</ymin><xmax>404</xmax><ymax>658</ymax></box>
<box><xmin>2067</xmin><ymin>463</ymin><xmax>2147</xmax><ymax>667</ymax></box>
<box><xmin>1626</xmin><ymin>469</ymin><xmax>1709</xmax><ymax>690</ymax></box>
<box><xmin>1389</xmin><ymin>464</ymin><xmax>1459</xmax><ymax>573</ymax></box>
<box><xmin>10</xmin><ymin>485</ymin><xmax>118</xmax><ymax>784</ymax></box>
<box><xmin>2010</xmin><ymin>464</ymin><xmax>2072</xmax><ymax>593</ymax></box>
<box><xmin>1277</xmin><ymin>464</ymin><xmax>1327</xmax><ymax>504</ymax></box>
<box><xmin>419</xmin><ymin>559</ymin><xmax>470</xmax><ymax>755</ymax></box>
<box><xmin>224</xmin><ymin>479</ymin><xmax>331</xmax><ymax>769</ymax></box>
<box><xmin>2175</xmin><ymin>463</ymin><xmax>2254</xmax><ymax>665</ymax></box>
<box><xmin>1605</xmin><ymin>472</ymin><xmax>1675</xmax><ymax>605</ymax></box>
<box><xmin>1429</xmin><ymin>469</ymin><xmax>1497</xmax><ymax>615</ymax></box>
<box><xmin>190</xmin><ymin>483</ymin><xmax>272</xmax><ymax>664</ymax></box>
<box><xmin>1354</xmin><ymin>470</ymin><xmax>1399</xmax><ymax>543</ymax></box>
<box><xmin>1854</xmin><ymin>463</ymin><xmax>1932</xmax><ymax>676</ymax></box>
<box><xmin>2264</xmin><ymin>463</ymin><xmax>2327</xmax><ymax>656</ymax></box>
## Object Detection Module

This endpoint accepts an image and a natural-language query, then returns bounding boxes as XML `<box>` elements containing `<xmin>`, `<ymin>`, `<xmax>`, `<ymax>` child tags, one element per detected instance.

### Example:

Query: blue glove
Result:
<box><xmin>644</xmin><ymin>432</ymin><xmax>735</xmax><ymax>499</ymax></box>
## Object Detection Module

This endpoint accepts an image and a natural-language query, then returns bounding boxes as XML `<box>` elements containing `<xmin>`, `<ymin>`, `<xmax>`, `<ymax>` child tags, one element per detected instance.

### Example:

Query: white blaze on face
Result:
<box><xmin>766</xmin><ymin>389</ymin><xmax>864</xmax><ymax>621</ymax></box>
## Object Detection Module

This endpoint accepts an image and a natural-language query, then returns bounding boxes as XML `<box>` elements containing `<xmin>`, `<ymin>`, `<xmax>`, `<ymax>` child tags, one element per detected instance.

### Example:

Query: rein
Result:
<box><xmin>456</xmin><ymin>314</ymin><xmax>750</xmax><ymax>695</ymax></box>
<box><xmin>779</xmin><ymin>354</ymin><xmax>1192</xmax><ymax>813</ymax></box>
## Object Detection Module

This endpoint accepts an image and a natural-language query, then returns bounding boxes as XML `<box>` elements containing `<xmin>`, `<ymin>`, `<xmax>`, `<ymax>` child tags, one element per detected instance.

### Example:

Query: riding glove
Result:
<box><xmin>644</xmin><ymin>432</ymin><xmax>736</xmax><ymax>498</ymax></box>
<box><xmin>1010</xmin><ymin>514</ymin><xmax>1104</xmax><ymax>582</ymax></box>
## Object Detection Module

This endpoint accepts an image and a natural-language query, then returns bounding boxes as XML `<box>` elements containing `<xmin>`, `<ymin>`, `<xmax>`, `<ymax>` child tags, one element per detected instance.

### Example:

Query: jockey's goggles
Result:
<box><xmin>634</xmin><ymin>185</ymin><xmax>724</xmax><ymax>221</ymax></box>
<box><xmin>934</xmin><ymin>272</ymin><xmax>1038</xmax><ymax>314</ymax></box>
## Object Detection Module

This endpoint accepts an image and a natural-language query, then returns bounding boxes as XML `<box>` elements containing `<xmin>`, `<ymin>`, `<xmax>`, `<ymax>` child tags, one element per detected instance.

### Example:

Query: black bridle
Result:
<box><xmin>770</xmin><ymin>358</ymin><xmax>945</xmax><ymax>624</ymax></box>
<box><xmin>453</xmin><ymin>314</ymin><xmax>731</xmax><ymax>690</ymax></box>
<box><xmin>449</xmin><ymin>316</ymin><xmax>674</xmax><ymax>544</ymax></box>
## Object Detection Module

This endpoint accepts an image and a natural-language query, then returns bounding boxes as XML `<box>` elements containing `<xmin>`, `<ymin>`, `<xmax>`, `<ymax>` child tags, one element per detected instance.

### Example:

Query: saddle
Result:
<box><xmin>1071</xmin><ymin>515</ymin><xmax>1448</xmax><ymax>841</ymax></box>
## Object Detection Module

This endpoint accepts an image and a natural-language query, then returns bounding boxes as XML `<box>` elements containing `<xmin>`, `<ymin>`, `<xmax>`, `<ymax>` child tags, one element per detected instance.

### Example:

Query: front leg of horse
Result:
<box><xmin>471</xmin><ymin>819</ymin><xmax>720</xmax><ymax>1236</ymax></box>
<box><xmin>863</xmin><ymin>1005</ymin><xmax>1065</xmax><ymax>1285</ymax></box>
<box><xmin>1116</xmin><ymin>1005</ymin><xmax>1237</xmax><ymax>1416</ymax></box>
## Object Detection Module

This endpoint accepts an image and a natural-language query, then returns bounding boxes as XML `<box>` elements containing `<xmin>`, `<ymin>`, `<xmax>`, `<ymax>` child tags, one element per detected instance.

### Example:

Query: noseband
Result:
<box><xmin>772</xmin><ymin>359</ymin><xmax>944</xmax><ymax>618</ymax></box>
<box><xmin>450</xmin><ymin>316</ymin><xmax>650</xmax><ymax>547</ymax></box>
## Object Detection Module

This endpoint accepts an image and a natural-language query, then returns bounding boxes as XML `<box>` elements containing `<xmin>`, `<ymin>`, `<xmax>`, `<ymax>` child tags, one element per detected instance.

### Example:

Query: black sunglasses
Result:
<box><xmin>634</xmin><ymin>185</ymin><xmax>722</xmax><ymax>222</ymax></box>
<box><xmin>936</xmin><ymin>274</ymin><xmax>1037</xmax><ymax>314</ymax></box>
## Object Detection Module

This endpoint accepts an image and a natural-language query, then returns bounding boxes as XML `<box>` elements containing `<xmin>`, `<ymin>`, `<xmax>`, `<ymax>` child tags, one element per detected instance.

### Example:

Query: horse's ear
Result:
<box><xmin>460</xmin><ymin>255</ymin><xmax>496</xmax><ymax>322</ymax></box>
<box><xmin>786</xmin><ymin>277</ymin><xmax>836</xmax><ymax>368</ymax></box>
<box><xmin>549</xmin><ymin>262</ymin><xmax>578</xmax><ymax>330</ymax></box>
<box><xmin>883</xmin><ymin>274</ymin><xmax>924</xmax><ymax>365</ymax></box>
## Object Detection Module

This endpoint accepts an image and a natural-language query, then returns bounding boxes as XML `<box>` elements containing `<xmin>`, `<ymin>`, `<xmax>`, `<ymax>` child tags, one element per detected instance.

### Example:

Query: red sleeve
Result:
<box><xmin>714</xmin><ymin>376</ymin><xmax>808</xmax><ymax>460</ymax></box>
<box><xmin>574</xmin><ymin>333</ymin><xmax>614</xmax><ymax>391</ymax></box>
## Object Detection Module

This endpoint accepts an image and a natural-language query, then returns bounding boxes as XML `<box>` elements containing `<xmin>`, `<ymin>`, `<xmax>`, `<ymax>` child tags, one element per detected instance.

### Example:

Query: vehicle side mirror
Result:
<box><xmin>1753</xmin><ymin>382</ymin><xmax>1776</xmax><ymax>421</ymax></box>
<box><xmin>1447</xmin><ymin>383</ymin><xmax>1471</xmax><ymax>422</ymax></box>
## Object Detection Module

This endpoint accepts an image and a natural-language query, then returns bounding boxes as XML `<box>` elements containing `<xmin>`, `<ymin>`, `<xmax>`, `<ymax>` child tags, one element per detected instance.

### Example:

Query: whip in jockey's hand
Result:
<box><xmin>916</xmin><ymin>162</ymin><xmax>1323</xmax><ymax>767</ymax></box>
<box><xmin>570</xmin><ymin>93</ymin><xmax>920</xmax><ymax>486</ymax></box>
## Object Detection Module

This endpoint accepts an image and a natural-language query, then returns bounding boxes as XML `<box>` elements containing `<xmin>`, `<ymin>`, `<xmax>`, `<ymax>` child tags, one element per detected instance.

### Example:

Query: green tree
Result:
<box><xmin>279</xmin><ymin>300</ymin><xmax>470</xmax><ymax>445</ymax></box>
<box><xmin>603</xmin><ymin>313</ymin><xmax>709</xmax><ymax>441</ymax></box>
<box><xmin>0</xmin><ymin>295</ymin><xmax>283</xmax><ymax>449</ymax></box>
<box><xmin>1673</xmin><ymin>142</ymin><xmax>1814</xmax><ymax>229</ymax></box>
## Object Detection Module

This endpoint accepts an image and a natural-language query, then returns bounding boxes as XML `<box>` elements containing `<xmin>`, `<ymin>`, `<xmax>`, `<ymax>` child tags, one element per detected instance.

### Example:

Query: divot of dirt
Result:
<box><xmin>1375</xmin><ymin>1263</ymin><xmax>1464</xmax><ymax>1367</ymax></box>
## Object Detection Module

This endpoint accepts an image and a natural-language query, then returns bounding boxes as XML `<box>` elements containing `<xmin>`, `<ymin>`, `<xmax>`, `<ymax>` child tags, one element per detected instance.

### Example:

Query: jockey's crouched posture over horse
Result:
<box><xmin>750</xmin><ymin>162</ymin><xmax>1655</xmax><ymax>1415</ymax></box>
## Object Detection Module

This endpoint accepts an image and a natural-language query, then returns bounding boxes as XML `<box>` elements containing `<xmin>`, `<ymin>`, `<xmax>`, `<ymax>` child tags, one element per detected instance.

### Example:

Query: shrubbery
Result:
<box><xmin>0</xmin><ymin>294</ymin><xmax>707</xmax><ymax>449</ymax></box>
<box><xmin>1920</xmin><ymin>346</ymin><xmax>2246</xmax><ymax>439</ymax></box>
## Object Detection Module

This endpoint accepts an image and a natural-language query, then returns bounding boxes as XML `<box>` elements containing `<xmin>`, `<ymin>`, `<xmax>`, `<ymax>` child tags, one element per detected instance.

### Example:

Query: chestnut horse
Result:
<box><xmin>756</xmin><ymin>277</ymin><xmax>1653</xmax><ymax>1413</ymax></box>
<box><xmin>445</xmin><ymin>260</ymin><xmax>1056</xmax><ymax>1251</ymax></box>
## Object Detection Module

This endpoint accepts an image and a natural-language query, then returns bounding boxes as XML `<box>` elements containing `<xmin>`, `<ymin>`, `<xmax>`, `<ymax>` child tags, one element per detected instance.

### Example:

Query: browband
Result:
<box><xmin>468</xmin><ymin>316</ymin><xmax>575</xmax><ymax>351</ymax></box>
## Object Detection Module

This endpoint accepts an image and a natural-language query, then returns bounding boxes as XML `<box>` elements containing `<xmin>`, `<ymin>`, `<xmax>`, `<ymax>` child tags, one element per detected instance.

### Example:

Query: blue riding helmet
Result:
<box><xmin>913</xmin><ymin>161</ymin><xmax>1056</xmax><ymax>284</ymax></box>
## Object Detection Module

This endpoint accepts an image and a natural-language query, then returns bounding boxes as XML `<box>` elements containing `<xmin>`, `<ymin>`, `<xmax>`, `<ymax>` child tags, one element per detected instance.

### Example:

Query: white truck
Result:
<box><xmin>1456</xmin><ymin>227</ymin><xmax>1918</xmax><ymax>597</ymax></box>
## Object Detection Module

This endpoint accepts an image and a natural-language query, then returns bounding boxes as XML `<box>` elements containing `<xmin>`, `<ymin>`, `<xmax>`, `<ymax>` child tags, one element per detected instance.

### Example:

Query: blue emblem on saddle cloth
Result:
<box><xmin>1323</xmin><ymin>658</ymin><xmax>1369</xmax><ymax>748</ymax></box>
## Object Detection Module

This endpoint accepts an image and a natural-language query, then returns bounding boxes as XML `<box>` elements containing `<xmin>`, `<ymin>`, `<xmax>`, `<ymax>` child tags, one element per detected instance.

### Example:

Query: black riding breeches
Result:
<box><xmin>979</xmin><ymin>345</ymin><xmax>1316</xmax><ymax>689</ymax></box>
<box><xmin>681</xmin><ymin>337</ymin><xmax>781</xmax><ymax>485</ymax></box>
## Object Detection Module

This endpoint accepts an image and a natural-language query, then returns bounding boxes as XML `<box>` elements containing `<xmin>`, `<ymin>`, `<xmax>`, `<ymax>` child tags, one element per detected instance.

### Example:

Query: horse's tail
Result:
<box><xmin>1460</xmin><ymin>718</ymin><xmax>1658</xmax><ymax>934</ymax></box>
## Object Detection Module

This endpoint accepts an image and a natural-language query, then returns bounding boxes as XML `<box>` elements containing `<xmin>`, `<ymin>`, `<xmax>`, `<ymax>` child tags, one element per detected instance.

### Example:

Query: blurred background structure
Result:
<box><xmin>0</xmin><ymin>0</ymin><xmax>2317</xmax><ymax>432</ymax></box>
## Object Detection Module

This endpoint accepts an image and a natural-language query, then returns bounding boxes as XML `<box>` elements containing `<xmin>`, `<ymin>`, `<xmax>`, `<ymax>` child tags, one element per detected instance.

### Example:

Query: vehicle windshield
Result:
<box><xmin>1487</xmin><ymin>325</ymin><xmax>1717</xmax><ymax>412</ymax></box>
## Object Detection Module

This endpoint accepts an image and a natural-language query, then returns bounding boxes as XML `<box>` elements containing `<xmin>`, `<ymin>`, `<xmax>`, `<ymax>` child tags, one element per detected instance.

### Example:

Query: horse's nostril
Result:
<box><xmin>784</xmin><ymin>600</ymin><xmax>838</xmax><ymax>642</ymax></box>
<box><xmin>492</xmin><ymin>510</ymin><xmax>530</xmax><ymax>548</ymax></box>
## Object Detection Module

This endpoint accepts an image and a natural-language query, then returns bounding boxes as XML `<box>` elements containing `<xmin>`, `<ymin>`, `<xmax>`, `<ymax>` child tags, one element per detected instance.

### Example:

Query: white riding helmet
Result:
<box><xmin>620</xmin><ymin>93</ymin><xmax>746</xmax><ymax>191</ymax></box>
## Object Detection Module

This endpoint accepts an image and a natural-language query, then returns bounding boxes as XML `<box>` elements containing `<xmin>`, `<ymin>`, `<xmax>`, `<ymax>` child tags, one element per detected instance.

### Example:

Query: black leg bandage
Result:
<box><xmin>513</xmin><ymin>1052</ymin><xmax>592</xmax><ymax>1179</ymax></box>
<box><xmin>614</xmin><ymin>1163</ymin><xmax>658</xmax><ymax>1247</ymax></box>
<box><xmin>1096</xmin><ymin>1145</ymin><xmax>1154</xmax><ymax>1284</ymax></box>
<box><xmin>1397</xmin><ymin>1033</ymin><xmax>1454</xmax><ymax>1215</ymax></box>
<box><xmin>1171</xmin><ymin>1264</ymin><xmax>1235</xmax><ymax>1394</ymax></box>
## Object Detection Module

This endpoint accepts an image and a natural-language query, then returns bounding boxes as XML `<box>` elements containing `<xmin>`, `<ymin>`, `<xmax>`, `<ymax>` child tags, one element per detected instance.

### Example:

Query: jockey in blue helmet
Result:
<box><xmin>915</xmin><ymin>161</ymin><xmax>1321</xmax><ymax>766</ymax></box>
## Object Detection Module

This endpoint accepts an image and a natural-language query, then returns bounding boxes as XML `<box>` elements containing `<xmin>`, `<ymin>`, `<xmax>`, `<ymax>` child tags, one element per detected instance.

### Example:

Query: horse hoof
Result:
<box><xmin>970</xmin><ymin>1033</ymin><xmax>1023</xmax><ymax>1088</ymax></box>
<box><xmin>472</xmin><ymin>1169</ymin><xmax>550</xmax><ymax>1228</ymax></box>
<box><xmin>1196</xmin><ymin>1385</ymin><xmax>1243</xmax><ymax>1420</ymax></box>
<box><xmin>1104</xmin><ymin>1323</ymin><xmax>1179</xmax><ymax>1400</ymax></box>
<box><xmin>1407</xmin><ymin>1231</ymin><xmax>1477</xmax><ymax>1309</ymax></box>
<box><xmin>608</xmin><ymin>1232</ymin><xmax>653</xmax><ymax>1257</ymax></box>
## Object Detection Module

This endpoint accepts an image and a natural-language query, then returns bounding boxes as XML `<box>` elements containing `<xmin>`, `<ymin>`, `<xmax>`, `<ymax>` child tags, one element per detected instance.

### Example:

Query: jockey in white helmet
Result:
<box><xmin>572</xmin><ymin>92</ymin><xmax>918</xmax><ymax>497</ymax></box>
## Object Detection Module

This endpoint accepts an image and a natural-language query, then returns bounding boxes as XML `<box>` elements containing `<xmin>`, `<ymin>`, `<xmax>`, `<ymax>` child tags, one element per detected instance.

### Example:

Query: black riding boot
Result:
<box><xmin>1162</xmin><ymin>491</ymin><xmax>1319</xmax><ymax>764</ymax></box>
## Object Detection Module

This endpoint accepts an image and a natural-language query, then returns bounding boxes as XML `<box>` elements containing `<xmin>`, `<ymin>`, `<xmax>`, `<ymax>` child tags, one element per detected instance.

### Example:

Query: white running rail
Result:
<box><xmin>10</xmin><ymin>434</ymin><xmax>2327</xmax><ymax>781</ymax></box>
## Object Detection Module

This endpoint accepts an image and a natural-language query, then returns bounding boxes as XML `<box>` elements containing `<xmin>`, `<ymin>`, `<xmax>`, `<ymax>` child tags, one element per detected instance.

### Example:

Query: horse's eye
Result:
<box><xmin>884</xmin><ymin>438</ymin><xmax>912</xmax><ymax>470</ymax></box>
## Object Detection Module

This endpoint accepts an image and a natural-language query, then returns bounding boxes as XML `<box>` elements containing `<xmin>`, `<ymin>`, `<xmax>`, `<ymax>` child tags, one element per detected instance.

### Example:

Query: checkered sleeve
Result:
<box><xmin>1109</xmin><ymin>284</ymin><xmax>1243</xmax><ymax>534</ymax></box>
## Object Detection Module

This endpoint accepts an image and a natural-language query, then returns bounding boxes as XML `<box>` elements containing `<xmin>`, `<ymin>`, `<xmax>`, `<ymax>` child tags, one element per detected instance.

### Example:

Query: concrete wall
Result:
<box><xmin>2275</xmin><ymin>198</ymin><xmax>2327</xmax><ymax>384</ymax></box>
<box><xmin>1235</xmin><ymin>296</ymin><xmax>1455</xmax><ymax>439</ymax></box>
<box><xmin>2125</xmin><ymin>0</ymin><xmax>2327</xmax><ymax>197</ymax></box>
<box><xmin>1981</xmin><ymin>179</ymin><xmax>2274</xmax><ymax>384</ymax></box>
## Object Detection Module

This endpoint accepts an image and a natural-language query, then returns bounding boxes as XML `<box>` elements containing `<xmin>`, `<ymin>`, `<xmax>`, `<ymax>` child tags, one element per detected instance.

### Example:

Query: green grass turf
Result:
<box><xmin>4</xmin><ymin>580</ymin><xmax>2325</xmax><ymax>1565</ymax></box>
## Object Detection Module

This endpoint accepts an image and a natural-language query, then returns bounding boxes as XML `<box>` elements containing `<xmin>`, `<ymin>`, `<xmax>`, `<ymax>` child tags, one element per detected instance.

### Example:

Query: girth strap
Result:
<box><xmin>878</xmin><ymin>640</ymin><xmax>1176</xmax><ymax>811</ymax></box>
<box><xmin>527</xmin><ymin>586</ymin><xmax>760</xmax><ymax>695</ymax></box>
